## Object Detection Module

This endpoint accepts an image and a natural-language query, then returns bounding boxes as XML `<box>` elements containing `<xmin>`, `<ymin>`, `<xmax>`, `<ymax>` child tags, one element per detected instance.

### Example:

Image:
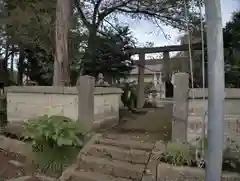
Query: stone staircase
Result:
<box><xmin>59</xmin><ymin>132</ymin><xmax>158</xmax><ymax>181</ymax></box>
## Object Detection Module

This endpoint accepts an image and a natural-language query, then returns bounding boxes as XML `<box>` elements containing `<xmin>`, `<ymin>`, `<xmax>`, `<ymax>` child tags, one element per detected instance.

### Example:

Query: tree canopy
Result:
<box><xmin>224</xmin><ymin>11</ymin><xmax>240</xmax><ymax>88</ymax></box>
<box><xmin>0</xmin><ymin>0</ymin><xmax>206</xmax><ymax>86</ymax></box>
<box><xmin>175</xmin><ymin>11</ymin><xmax>240</xmax><ymax>88</ymax></box>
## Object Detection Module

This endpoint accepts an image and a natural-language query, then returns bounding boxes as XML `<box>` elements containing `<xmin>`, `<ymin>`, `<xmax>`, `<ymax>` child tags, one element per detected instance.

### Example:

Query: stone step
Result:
<box><xmin>188</xmin><ymin>115</ymin><xmax>203</xmax><ymax>122</ymax></box>
<box><xmin>70</xmin><ymin>170</ymin><xmax>133</xmax><ymax>181</ymax></box>
<box><xmin>87</xmin><ymin>144</ymin><xmax>149</xmax><ymax>164</ymax></box>
<box><xmin>102</xmin><ymin>133</ymin><xmax>155</xmax><ymax>143</ymax></box>
<box><xmin>78</xmin><ymin>155</ymin><xmax>145</xmax><ymax>180</ymax></box>
<box><xmin>98</xmin><ymin>138</ymin><xmax>154</xmax><ymax>151</ymax></box>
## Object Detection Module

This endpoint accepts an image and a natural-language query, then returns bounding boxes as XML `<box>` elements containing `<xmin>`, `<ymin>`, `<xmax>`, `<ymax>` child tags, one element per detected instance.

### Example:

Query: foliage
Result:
<box><xmin>32</xmin><ymin>144</ymin><xmax>80</xmax><ymax>176</ymax></box>
<box><xmin>82</xmin><ymin>25</ymin><xmax>135</xmax><ymax>79</ymax></box>
<box><xmin>75</xmin><ymin>0</ymin><xmax>201</xmax><ymax>31</ymax></box>
<box><xmin>224</xmin><ymin>11</ymin><xmax>240</xmax><ymax>88</ymax></box>
<box><xmin>162</xmin><ymin>141</ymin><xmax>194</xmax><ymax>166</ymax></box>
<box><xmin>121</xmin><ymin>82</ymin><xmax>137</xmax><ymax>110</ymax></box>
<box><xmin>23</xmin><ymin>24</ymin><xmax>135</xmax><ymax>85</ymax></box>
<box><xmin>223</xmin><ymin>138</ymin><xmax>240</xmax><ymax>170</ymax></box>
<box><xmin>75</xmin><ymin>0</ymin><xmax>202</xmax><ymax>74</ymax></box>
<box><xmin>4</xmin><ymin>0</ymin><xmax>56</xmax><ymax>54</ymax></box>
<box><xmin>24</xmin><ymin>115</ymin><xmax>84</xmax><ymax>175</ymax></box>
<box><xmin>24</xmin><ymin>115</ymin><xmax>84</xmax><ymax>148</ymax></box>
<box><xmin>176</xmin><ymin>11</ymin><xmax>240</xmax><ymax>88</ymax></box>
<box><xmin>1</xmin><ymin>0</ymin><xmax>203</xmax><ymax>85</ymax></box>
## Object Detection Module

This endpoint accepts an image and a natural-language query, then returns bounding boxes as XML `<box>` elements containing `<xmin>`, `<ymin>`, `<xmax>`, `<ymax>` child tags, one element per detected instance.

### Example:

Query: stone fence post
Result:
<box><xmin>172</xmin><ymin>73</ymin><xmax>189</xmax><ymax>142</ymax></box>
<box><xmin>76</xmin><ymin>75</ymin><xmax>95</xmax><ymax>132</ymax></box>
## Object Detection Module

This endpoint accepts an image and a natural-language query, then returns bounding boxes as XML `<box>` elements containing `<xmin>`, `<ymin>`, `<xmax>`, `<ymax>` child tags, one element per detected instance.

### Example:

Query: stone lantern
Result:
<box><xmin>149</xmin><ymin>86</ymin><xmax>158</xmax><ymax>107</ymax></box>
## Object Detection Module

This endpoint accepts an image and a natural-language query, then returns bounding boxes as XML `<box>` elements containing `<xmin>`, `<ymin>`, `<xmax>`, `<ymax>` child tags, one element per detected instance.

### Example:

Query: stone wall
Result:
<box><xmin>188</xmin><ymin>88</ymin><xmax>240</xmax><ymax>144</ymax></box>
<box><xmin>6</xmin><ymin>85</ymin><xmax>123</xmax><ymax>131</ymax></box>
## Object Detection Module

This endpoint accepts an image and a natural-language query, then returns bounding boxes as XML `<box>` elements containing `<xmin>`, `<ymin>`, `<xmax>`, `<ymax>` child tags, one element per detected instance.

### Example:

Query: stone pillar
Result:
<box><xmin>172</xmin><ymin>72</ymin><xmax>189</xmax><ymax>142</ymax></box>
<box><xmin>136</xmin><ymin>52</ymin><xmax>145</xmax><ymax>108</ymax></box>
<box><xmin>163</xmin><ymin>51</ymin><xmax>170</xmax><ymax>81</ymax></box>
<box><xmin>76</xmin><ymin>75</ymin><xmax>95</xmax><ymax>132</ymax></box>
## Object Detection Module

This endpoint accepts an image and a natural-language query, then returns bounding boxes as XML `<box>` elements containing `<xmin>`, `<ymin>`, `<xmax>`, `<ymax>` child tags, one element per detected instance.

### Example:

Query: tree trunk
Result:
<box><xmin>17</xmin><ymin>46</ymin><xmax>25</xmax><ymax>85</ymax></box>
<box><xmin>10</xmin><ymin>44</ymin><xmax>14</xmax><ymax>80</ymax></box>
<box><xmin>3</xmin><ymin>38</ymin><xmax>9</xmax><ymax>71</ymax></box>
<box><xmin>83</xmin><ymin>26</ymin><xmax>98</xmax><ymax>77</ymax></box>
<box><xmin>53</xmin><ymin>0</ymin><xmax>72</xmax><ymax>86</ymax></box>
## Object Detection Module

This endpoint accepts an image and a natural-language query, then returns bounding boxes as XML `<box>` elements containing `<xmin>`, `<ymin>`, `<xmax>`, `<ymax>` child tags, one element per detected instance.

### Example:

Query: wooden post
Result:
<box><xmin>136</xmin><ymin>52</ymin><xmax>145</xmax><ymax>108</ymax></box>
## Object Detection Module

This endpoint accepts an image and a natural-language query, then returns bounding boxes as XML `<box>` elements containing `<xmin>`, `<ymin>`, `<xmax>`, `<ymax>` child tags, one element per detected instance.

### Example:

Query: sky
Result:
<box><xmin>118</xmin><ymin>0</ymin><xmax>240</xmax><ymax>47</ymax></box>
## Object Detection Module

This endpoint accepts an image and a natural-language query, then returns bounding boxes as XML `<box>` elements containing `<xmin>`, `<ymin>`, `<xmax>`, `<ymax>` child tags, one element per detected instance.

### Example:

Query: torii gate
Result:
<box><xmin>127</xmin><ymin>43</ymin><xmax>203</xmax><ymax>108</ymax></box>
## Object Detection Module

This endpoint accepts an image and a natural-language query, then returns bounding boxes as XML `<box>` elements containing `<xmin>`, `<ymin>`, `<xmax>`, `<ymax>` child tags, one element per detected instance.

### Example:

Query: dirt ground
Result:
<box><xmin>0</xmin><ymin>149</ymin><xmax>54</xmax><ymax>181</ymax></box>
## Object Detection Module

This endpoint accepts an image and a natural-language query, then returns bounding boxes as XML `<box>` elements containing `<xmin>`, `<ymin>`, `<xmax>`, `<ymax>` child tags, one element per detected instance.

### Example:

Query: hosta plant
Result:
<box><xmin>24</xmin><ymin>115</ymin><xmax>84</xmax><ymax>148</ymax></box>
<box><xmin>24</xmin><ymin>115</ymin><xmax>84</xmax><ymax>175</ymax></box>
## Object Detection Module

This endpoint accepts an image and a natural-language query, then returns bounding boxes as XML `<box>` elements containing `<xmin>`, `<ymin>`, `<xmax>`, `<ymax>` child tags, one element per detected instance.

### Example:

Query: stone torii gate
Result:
<box><xmin>128</xmin><ymin>43</ymin><xmax>203</xmax><ymax>108</ymax></box>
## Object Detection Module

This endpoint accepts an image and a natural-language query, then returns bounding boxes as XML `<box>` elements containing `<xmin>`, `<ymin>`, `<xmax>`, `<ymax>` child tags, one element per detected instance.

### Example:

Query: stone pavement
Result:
<box><xmin>58</xmin><ymin>131</ymin><xmax>165</xmax><ymax>181</ymax></box>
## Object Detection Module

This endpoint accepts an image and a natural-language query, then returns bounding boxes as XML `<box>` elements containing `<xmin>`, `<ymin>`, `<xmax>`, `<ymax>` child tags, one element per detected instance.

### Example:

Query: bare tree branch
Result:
<box><xmin>74</xmin><ymin>0</ymin><xmax>91</xmax><ymax>27</ymax></box>
<box><xmin>116</xmin><ymin>6</ymin><xmax>186</xmax><ymax>30</ymax></box>
<box><xmin>93</xmin><ymin>0</ymin><xmax>103</xmax><ymax>24</ymax></box>
<box><xmin>97</xmin><ymin>0</ymin><xmax>134</xmax><ymax>24</ymax></box>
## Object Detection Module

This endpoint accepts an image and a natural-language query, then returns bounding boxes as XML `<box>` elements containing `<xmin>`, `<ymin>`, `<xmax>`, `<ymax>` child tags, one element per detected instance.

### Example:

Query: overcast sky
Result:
<box><xmin>119</xmin><ymin>0</ymin><xmax>240</xmax><ymax>47</ymax></box>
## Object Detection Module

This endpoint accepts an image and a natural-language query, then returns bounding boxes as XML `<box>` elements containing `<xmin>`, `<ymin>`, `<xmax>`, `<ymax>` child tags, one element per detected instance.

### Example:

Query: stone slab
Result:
<box><xmin>78</xmin><ymin>155</ymin><xmax>144</xmax><ymax>180</ymax></box>
<box><xmin>70</xmin><ymin>170</ymin><xmax>132</xmax><ymax>181</ymax></box>
<box><xmin>157</xmin><ymin>163</ymin><xmax>240</xmax><ymax>181</ymax></box>
<box><xmin>98</xmin><ymin>138</ymin><xmax>154</xmax><ymax>151</ymax></box>
<box><xmin>87</xmin><ymin>144</ymin><xmax>149</xmax><ymax>164</ymax></box>
<box><xmin>6</xmin><ymin>86</ymin><xmax>123</xmax><ymax>95</ymax></box>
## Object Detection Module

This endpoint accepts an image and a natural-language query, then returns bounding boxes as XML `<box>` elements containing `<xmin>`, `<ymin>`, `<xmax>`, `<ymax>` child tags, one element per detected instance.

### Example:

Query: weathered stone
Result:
<box><xmin>145</xmin><ymin>159</ymin><xmax>159</xmax><ymax>180</ymax></box>
<box><xmin>58</xmin><ymin>164</ymin><xmax>77</xmax><ymax>181</ymax></box>
<box><xmin>98</xmin><ymin>138</ymin><xmax>154</xmax><ymax>151</ymax></box>
<box><xmin>8</xmin><ymin>160</ymin><xmax>25</xmax><ymax>168</ymax></box>
<box><xmin>5</xmin><ymin>176</ymin><xmax>32</xmax><ymax>181</ymax></box>
<box><xmin>76</xmin><ymin>75</ymin><xmax>95</xmax><ymax>132</ymax></box>
<box><xmin>0</xmin><ymin>136</ymin><xmax>31</xmax><ymax>157</ymax></box>
<box><xmin>163</xmin><ymin>51</ymin><xmax>171</xmax><ymax>81</ymax></box>
<box><xmin>142</xmin><ymin>174</ymin><xmax>155</xmax><ymax>181</ymax></box>
<box><xmin>157</xmin><ymin>163</ymin><xmax>240</xmax><ymax>181</ymax></box>
<box><xmin>103</xmin><ymin>133</ymin><xmax>152</xmax><ymax>142</ymax></box>
<box><xmin>6</xmin><ymin>85</ymin><xmax>122</xmax><ymax>131</ymax></box>
<box><xmin>151</xmin><ymin>141</ymin><xmax>166</xmax><ymax>160</ymax></box>
<box><xmin>87</xmin><ymin>144</ymin><xmax>149</xmax><ymax>164</ymax></box>
<box><xmin>78</xmin><ymin>155</ymin><xmax>144</xmax><ymax>180</ymax></box>
<box><xmin>70</xmin><ymin>170</ymin><xmax>132</xmax><ymax>181</ymax></box>
<box><xmin>136</xmin><ymin>52</ymin><xmax>145</xmax><ymax>108</ymax></box>
<box><xmin>172</xmin><ymin>72</ymin><xmax>189</xmax><ymax>142</ymax></box>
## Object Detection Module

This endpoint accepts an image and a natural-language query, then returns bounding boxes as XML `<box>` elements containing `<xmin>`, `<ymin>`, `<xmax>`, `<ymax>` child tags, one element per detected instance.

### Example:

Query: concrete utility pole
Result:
<box><xmin>205</xmin><ymin>0</ymin><xmax>225</xmax><ymax>180</ymax></box>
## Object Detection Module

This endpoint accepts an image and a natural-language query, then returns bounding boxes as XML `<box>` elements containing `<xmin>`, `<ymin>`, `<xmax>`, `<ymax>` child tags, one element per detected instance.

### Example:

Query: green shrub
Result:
<box><xmin>163</xmin><ymin>141</ymin><xmax>194</xmax><ymax>166</ymax></box>
<box><xmin>24</xmin><ymin>115</ymin><xmax>84</xmax><ymax>175</ymax></box>
<box><xmin>195</xmin><ymin>136</ymin><xmax>208</xmax><ymax>159</ymax></box>
<box><xmin>24</xmin><ymin>115</ymin><xmax>84</xmax><ymax>148</ymax></box>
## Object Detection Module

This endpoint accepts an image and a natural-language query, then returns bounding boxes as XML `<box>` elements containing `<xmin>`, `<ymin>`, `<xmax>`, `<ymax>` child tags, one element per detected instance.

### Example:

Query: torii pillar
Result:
<box><xmin>163</xmin><ymin>51</ymin><xmax>170</xmax><ymax>81</ymax></box>
<box><xmin>136</xmin><ymin>51</ymin><xmax>145</xmax><ymax>108</ymax></box>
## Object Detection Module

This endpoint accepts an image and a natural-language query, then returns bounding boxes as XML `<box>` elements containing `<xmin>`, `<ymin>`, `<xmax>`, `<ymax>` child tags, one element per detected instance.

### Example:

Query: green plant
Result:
<box><xmin>163</xmin><ymin>141</ymin><xmax>194</xmax><ymax>166</ymax></box>
<box><xmin>24</xmin><ymin>115</ymin><xmax>84</xmax><ymax>175</ymax></box>
<box><xmin>24</xmin><ymin>115</ymin><xmax>84</xmax><ymax>148</ymax></box>
<box><xmin>121</xmin><ymin>82</ymin><xmax>137</xmax><ymax>110</ymax></box>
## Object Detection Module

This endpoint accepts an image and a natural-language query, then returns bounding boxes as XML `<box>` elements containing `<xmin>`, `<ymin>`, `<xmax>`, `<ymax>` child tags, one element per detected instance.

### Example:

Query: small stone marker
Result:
<box><xmin>172</xmin><ymin>72</ymin><xmax>189</xmax><ymax>142</ymax></box>
<box><xmin>76</xmin><ymin>75</ymin><xmax>95</xmax><ymax>132</ymax></box>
